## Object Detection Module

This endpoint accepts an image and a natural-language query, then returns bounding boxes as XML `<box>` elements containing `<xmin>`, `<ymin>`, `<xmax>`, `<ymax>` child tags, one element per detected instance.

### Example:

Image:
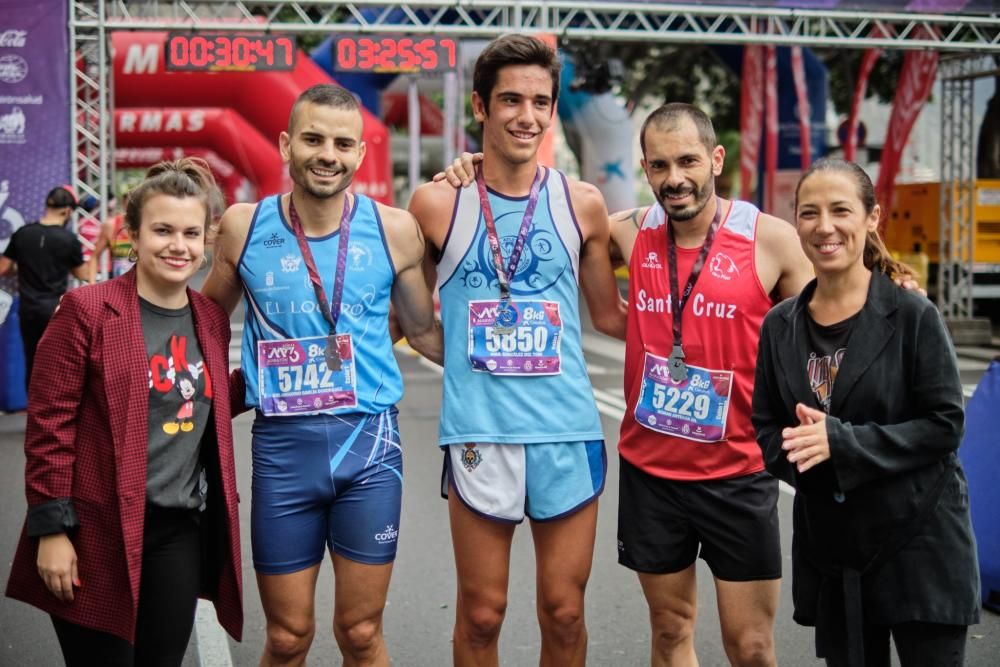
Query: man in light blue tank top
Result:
<box><xmin>409</xmin><ymin>36</ymin><xmax>627</xmax><ymax>667</ymax></box>
<box><xmin>203</xmin><ymin>85</ymin><xmax>442</xmax><ymax>667</ymax></box>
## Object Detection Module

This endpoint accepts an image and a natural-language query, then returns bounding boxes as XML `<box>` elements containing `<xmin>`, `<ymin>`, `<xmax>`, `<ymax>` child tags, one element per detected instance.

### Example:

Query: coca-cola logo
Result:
<box><xmin>0</xmin><ymin>31</ymin><xmax>27</xmax><ymax>48</ymax></box>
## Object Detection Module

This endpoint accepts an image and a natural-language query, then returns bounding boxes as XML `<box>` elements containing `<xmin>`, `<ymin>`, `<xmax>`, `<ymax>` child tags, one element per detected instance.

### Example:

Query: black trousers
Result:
<box><xmin>823</xmin><ymin>621</ymin><xmax>968</xmax><ymax>667</ymax></box>
<box><xmin>19</xmin><ymin>308</ymin><xmax>53</xmax><ymax>391</ymax></box>
<box><xmin>51</xmin><ymin>506</ymin><xmax>202</xmax><ymax>667</ymax></box>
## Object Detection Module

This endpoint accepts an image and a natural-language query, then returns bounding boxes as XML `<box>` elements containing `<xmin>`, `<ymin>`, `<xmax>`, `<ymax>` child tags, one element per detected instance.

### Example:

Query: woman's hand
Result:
<box><xmin>37</xmin><ymin>533</ymin><xmax>79</xmax><ymax>603</ymax></box>
<box><xmin>781</xmin><ymin>403</ymin><xmax>830</xmax><ymax>473</ymax></box>
<box><xmin>431</xmin><ymin>152</ymin><xmax>483</xmax><ymax>187</ymax></box>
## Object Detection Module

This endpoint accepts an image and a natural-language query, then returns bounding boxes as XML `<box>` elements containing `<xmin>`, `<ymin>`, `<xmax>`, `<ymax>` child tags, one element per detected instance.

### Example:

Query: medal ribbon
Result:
<box><xmin>475</xmin><ymin>165</ymin><xmax>543</xmax><ymax>302</ymax></box>
<box><xmin>666</xmin><ymin>197</ymin><xmax>723</xmax><ymax>348</ymax></box>
<box><xmin>287</xmin><ymin>194</ymin><xmax>352</xmax><ymax>337</ymax></box>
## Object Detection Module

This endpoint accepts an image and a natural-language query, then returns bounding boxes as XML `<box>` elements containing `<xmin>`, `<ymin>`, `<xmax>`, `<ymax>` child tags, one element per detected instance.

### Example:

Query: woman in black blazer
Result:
<box><xmin>752</xmin><ymin>158</ymin><xmax>979</xmax><ymax>667</ymax></box>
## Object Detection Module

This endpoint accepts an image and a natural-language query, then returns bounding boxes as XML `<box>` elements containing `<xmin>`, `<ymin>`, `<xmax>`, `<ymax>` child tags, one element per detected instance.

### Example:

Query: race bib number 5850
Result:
<box><xmin>468</xmin><ymin>299</ymin><xmax>563</xmax><ymax>375</ymax></box>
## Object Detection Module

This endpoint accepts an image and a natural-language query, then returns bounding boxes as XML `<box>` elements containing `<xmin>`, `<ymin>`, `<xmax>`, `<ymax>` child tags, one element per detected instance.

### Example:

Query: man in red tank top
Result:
<box><xmin>610</xmin><ymin>104</ymin><xmax>813</xmax><ymax>667</ymax></box>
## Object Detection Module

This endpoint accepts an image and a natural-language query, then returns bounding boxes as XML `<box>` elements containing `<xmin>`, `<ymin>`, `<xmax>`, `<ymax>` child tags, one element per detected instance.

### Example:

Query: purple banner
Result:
<box><xmin>0</xmin><ymin>0</ymin><xmax>70</xmax><ymax>267</ymax></box>
<box><xmin>0</xmin><ymin>0</ymin><xmax>69</xmax><ymax>409</ymax></box>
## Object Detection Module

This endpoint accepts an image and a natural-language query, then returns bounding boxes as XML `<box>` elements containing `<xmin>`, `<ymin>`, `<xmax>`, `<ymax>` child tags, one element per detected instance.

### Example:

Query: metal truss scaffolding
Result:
<box><xmin>71</xmin><ymin>0</ymin><xmax>1000</xmax><ymax>233</ymax></box>
<box><xmin>70</xmin><ymin>1</ymin><xmax>112</xmax><ymax>228</ymax></box>
<box><xmin>939</xmin><ymin>56</ymin><xmax>978</xmax><ymax>321</ymax></box>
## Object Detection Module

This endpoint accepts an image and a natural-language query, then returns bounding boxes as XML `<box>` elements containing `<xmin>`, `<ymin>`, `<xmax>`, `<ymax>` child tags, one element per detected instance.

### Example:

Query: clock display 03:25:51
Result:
<box><xmin>334</xmin><ymin>35</ymin><xmax>458</xmax><ymax>73</ymax></box>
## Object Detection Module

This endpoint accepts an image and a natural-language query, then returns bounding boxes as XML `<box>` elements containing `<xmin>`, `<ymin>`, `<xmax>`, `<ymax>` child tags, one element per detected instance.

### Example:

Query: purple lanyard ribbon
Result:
<box><xmin>666</xmin><ymin>197</ymin><xmax>722</xmax><ymax>346</ymax></box>
<box><xmin>475</xmin><ymin>166</ymin><xmax>543</xmax><ymax>302</ymax></box>
<box><xmin>287</xmin><ymin>194</ymin><xmax>352</xmax><ymax>336</ymax></box>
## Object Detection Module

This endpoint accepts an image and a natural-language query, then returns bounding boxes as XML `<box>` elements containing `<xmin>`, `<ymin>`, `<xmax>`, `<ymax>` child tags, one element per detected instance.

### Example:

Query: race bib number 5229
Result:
<box><xmin>634</xmin><ymin>351</ymin><xmax>732</xmax><ymax>443</ymax></box>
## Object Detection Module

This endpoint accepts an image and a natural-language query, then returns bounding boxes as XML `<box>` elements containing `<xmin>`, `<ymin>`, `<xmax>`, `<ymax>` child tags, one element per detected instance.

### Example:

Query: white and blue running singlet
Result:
<box><xmin>239</xmin><ymin>194</ymin><xmax>403</xmax><ymax>415</ymax></box>
<box><xmin>437</xmin><ymin>167</ymin><xmax>603</xmax><ymax>445</ymax></box>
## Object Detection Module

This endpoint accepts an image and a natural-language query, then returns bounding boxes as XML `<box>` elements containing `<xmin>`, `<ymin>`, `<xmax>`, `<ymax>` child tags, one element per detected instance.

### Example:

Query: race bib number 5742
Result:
<box><xmin>257</xmin><ymin>334</ymin><xmax>358</xmax><ymax>416</ymax></box>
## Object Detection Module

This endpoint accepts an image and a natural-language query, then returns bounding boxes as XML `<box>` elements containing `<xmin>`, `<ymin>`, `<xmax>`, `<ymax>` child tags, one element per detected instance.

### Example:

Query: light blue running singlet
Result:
<box><xmin>436</xmin><ymin>168</ymin><xmax>603</xmax><ymax>445</ymax></box>
<box><xmin>238</xmin><ymin>194</ymin><xmax>403</xmax><ymax>415</ymax></box>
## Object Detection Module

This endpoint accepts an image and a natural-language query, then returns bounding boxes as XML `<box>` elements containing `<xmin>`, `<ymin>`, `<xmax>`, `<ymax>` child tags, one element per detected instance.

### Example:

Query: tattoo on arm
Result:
<box><xmin>612</xmin><ymin>208</ymin><xmax>643</xmax><ymax>230</ymax></box>
<box><xmin>627</xmin><ymin>208</ymin><xmax>642</xmax><ymax>229</ymax></box>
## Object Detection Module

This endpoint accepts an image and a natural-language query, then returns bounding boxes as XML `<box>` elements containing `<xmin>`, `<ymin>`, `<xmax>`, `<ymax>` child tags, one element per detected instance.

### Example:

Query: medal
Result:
<box><xmin>492</xmin><ymin>297</ymin><xmax>517</xmax><ymax>335</ymax></box>
<box><xmin>326</xmin><ymin>334</ymin><xmax>342</xmax><ymax>372</ymax></box>
<box><xmin>288</xmin><ymin>194</ymin><xmax>352</xmax><ymax>374</ymax></box>
<box><xmin>665</xmin><ymin>197</ymin><xmax>722</xmax><ymax>384</ymax></box>
<box><xmin>668</xmin><ymin>343</ymin><xmax>687</xmax><ymax>382</ymax></box>
<box><xmin>476</xmin><ymin>165</ymin><xmax>543</xmax><ymax>335</ymax></box>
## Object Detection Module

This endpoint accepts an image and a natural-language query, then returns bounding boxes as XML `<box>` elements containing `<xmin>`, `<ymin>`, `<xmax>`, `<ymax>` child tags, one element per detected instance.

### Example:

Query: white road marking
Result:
<box><xmin>195</xmin><ymin>600</ymin><xmax>233</xmax><ymax>667</ymax></box>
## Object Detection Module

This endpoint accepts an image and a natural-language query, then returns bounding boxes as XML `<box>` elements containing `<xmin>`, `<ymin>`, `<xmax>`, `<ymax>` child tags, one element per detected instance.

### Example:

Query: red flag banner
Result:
<box><xmin>740</xmin><ymin>45</ymin><xmax>765</xmax><ymax>200</ymax></box>
<box><xmin>790</xmin><ymin>46</ymin><xmax>811</xmax><ymax>169</ymax></box>
<box><xmin>875</xmin><ymin>30</ymin><xmax>938</xmax><ymax>224</ymax></box>
<box><xmin>765</xmin><ymin>45</ymin><xmax>778</xmax><ymax>213</ymax></box>
<box><xmin>845</xmin><ymin>27</ymin><xmax>887</xmax><ymax>162</ymax></box>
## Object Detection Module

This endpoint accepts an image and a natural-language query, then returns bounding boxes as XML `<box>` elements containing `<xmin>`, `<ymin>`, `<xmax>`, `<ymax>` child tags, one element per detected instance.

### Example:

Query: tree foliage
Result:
<box><xmin>562</xmin><ymin>41</ymin><xmax>742</xmax><ymax>129</ymax></box>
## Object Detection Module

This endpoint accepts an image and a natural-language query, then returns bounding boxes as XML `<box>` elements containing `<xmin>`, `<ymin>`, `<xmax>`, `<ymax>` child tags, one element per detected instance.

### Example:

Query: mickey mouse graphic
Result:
<box><xmin>163</xmin><ymin>368</ymin><xmax>197</xmax><ymax>435</ymax></box>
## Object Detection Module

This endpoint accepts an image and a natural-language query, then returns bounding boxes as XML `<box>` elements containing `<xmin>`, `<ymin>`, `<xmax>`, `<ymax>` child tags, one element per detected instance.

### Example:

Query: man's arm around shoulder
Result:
<box><xmin>756</xmin><ymin>213</ymin><xmax>813</xmax><ymax>300</ymax></box>
<box><xmin>567</xmin><ymin>179</ymin><xmax>628</xmax><ymax>340</ymax></box>
<box><xmin>381</xmin><ymin>203</ymin><xmax>444</xmax><ymax>365</ymax></box>
<box><xmin>202</xmin><ymin>203</ymin><xmax>255</xmax><ymax>314</ymax></box>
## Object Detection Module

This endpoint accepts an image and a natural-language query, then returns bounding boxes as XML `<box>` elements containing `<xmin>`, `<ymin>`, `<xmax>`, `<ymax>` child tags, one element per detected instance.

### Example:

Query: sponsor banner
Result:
<box><xmin>0</xmin><ymin>0</ymin><xmax>68</xmax><ymax>411</ymax></box>
<box><xmin>875</xmin><ymin>26</ymin><xmax>938</xmax><ymax>224</ymax></box>
<box><xmin>0</xmin><ymin>0</ymin><xmax>70</xmax><ymax>258</ymax></box>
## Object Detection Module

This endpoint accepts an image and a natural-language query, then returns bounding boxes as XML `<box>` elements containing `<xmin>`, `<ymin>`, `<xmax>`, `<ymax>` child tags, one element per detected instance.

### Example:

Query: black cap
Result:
<box><xmin>45</xmin><ymin>185</ymin><xmax>79</xmax><ymax>210</ymax></box>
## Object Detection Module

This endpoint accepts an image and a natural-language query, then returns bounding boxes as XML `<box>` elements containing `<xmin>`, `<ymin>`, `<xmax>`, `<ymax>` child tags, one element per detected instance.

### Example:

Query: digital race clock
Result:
<box><xmin>333</xmin><ymin>35</ymin><xmax>458</xmax><ymax>73</ymax></box>
<box><xmin>165</xmin><ymin>33</ymin><xmax>297</xmax><ymax>72</ymax></box>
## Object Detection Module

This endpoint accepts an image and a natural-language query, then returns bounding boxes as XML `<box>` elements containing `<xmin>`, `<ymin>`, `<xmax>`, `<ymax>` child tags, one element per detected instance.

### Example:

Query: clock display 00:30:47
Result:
<box><xmin>165</xmin><ymin>33</ymin><xmax>297</xmax><ymax>72</ymax></box>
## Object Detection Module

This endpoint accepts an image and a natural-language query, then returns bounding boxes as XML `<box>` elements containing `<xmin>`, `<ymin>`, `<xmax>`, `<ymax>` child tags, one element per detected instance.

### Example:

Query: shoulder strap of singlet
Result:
<box><xmin>436</xmin><ymin>186</ymin><xmax>479</xmax><ymax>289</ymax></box>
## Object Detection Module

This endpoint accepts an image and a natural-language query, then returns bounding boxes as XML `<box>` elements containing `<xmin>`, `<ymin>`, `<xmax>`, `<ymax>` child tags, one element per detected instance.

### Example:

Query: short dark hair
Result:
<box><xmin>640</xmin><ymin>103</ymin><xmax>717</xmax><ymax>156</ymax></box>
<box><xmin>45</xmin><ymin>186</ymin><xmax>78</xmax><ymax>210</ymax></box>
<box><xmin>473</xmin><ymin>35</ymin><xmax>561</xmax><ymax>114</ymax></box>
<box><xmin>288</xmin><ymin>84</ymin><xmax>361</xmax><ymax>134</ymax></box>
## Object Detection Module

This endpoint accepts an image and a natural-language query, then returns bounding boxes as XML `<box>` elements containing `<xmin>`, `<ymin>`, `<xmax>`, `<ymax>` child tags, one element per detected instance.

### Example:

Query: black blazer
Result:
<box><xmin>752</xmin><ymin>271</ymin><xmax>979</xmax><ymax>633</ymax></box>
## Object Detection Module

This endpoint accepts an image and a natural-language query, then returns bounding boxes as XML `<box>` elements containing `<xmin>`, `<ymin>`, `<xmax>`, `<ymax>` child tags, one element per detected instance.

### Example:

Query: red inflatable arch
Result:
<box><xmin>115</xmin><ymin>147</ymin><xmax>252</xmax><ymax>205</ymax></box>
<box><xmin>112</xmin><ymin>31</ymin><xmax>393</xmax><ymax>204</ymax></box>
<box><xmin>115</xmin><ymin>108</ymin><xmax>287</xmax><ymax>197</ymax></box>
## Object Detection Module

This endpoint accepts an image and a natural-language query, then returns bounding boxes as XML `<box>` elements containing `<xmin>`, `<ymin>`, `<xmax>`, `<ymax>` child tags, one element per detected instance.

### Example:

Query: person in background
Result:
<box><xmin>752</xmin><ymin>158</ymin><xmax>980</xmax><ymax>667</ymax></box>
<box><xmin>90</xmin><ymin>192</ymin><xmax>134</xmax><ymax>280</ymax></box>
<box><xmin>5</xmin><ymin>158</ymin><xmax>244</xmax><ymax>667</ymax></box>
<box><xmin>0</xmin><ymin>186</ymin><xmax>93</xmax><ymax>385</ymax></box>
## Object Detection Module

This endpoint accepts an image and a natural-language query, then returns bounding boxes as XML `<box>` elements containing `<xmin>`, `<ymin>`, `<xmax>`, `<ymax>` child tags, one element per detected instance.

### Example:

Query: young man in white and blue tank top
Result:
<box><xmin>203</xmin><ymin>85</ymin><xmax>442</xmax><ymax>667</ymax></box>
<box><xmin>409</xmin><ymin>35</ymin><xmax>627</xmax><ymax>667</ymax></box>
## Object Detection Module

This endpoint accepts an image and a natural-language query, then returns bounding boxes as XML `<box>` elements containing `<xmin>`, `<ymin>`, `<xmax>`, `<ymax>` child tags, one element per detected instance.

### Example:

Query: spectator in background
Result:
<box><xmin>0</xmin><ymin>186</ymin><xmax>92</xmax><ymax>386</ymax></box>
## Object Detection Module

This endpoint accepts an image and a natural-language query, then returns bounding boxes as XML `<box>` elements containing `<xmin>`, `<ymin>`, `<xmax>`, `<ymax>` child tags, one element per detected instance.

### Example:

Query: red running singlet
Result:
<box><xmin>619</xmin><ymin>200</ymin><xmax>774</xmax><ymax>480</ymax></box>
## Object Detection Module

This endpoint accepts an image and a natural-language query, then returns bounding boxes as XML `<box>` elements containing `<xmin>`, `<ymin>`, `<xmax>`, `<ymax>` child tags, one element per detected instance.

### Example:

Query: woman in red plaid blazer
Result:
<box><xmin>5</xmin><ymin>159</ymin><xmax>243</xmax><ymax>666</ymax></box>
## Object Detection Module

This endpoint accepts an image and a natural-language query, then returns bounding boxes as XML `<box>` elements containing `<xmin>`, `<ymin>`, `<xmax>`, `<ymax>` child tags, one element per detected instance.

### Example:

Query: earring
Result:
<box><xmin>127</xmin><ymin>247</ymin><xmax>138</xmax><ymax>263</ymax></box>
<box><xmin>200</xmin><ymin>255</ymin><xmax>208</xmax><ymax>269</ymax></box>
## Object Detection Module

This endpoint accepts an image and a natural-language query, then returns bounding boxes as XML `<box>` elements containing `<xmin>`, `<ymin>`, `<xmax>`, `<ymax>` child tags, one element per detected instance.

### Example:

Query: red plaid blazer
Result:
<box><xmin>5</xmin><ymin>270</ymin><xmax>243</xmax><ymax>642</ymax></box>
